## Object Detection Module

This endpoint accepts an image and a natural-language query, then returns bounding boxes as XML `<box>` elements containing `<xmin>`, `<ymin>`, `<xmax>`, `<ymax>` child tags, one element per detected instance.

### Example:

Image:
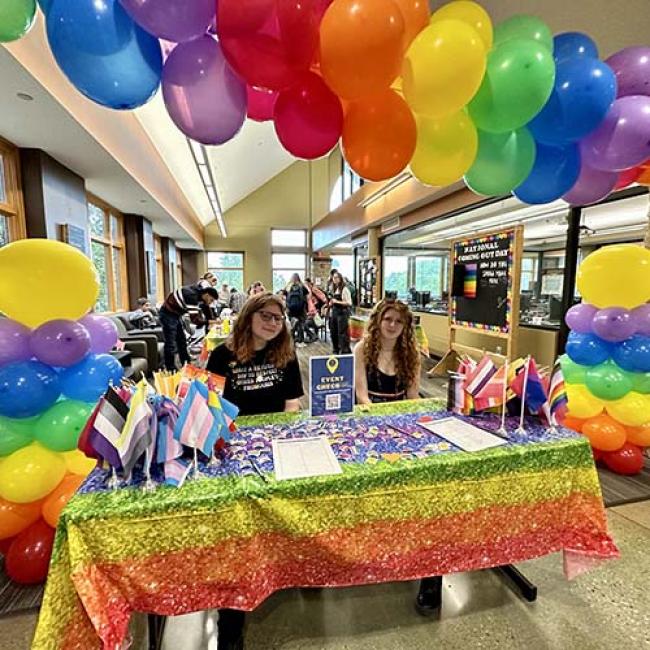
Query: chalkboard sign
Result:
<box><xmin>451</xmin><ymin>230</ymin><xmax>516</xmax><ymax>333</ymax></box>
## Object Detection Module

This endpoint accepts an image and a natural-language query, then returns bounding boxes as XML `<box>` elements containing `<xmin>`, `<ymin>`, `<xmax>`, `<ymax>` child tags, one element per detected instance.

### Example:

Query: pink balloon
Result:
<box><xmin>247</xmin><ymin>85</ymin><xmax>278</xmax><ymax>122</ymax></box>
<box><xmin>162</xmin><ymin>35</ymin><xmax>247</xmax><ymax>145</ymax></box>
<box><xmin>563</xmin><ymin>162</ymin><xmax>618</xmax><ymax>206</ymax></box>
<box><xmin>274</xmin><ymin>72</ymin><xmax>343</xmax><ymax>160</ymax></box>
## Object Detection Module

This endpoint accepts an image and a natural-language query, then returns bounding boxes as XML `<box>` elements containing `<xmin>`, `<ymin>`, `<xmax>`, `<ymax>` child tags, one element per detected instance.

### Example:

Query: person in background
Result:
<box><xmin>159</xmin><ymin>283</ymin><xmax>219</xmax><ymax>370</ymax></box>
<box><xmin>128</xmin><ymin>297</ymin><xmax>158</xmax><ymax>329</ymax></box>
<box><xmin>326</xmin><ymin>267</ymin><xmax>338</xmax><ymax>295</ymax></box>
<box><xmin>201</xmin><ymin>272</ymin><xmax>218</xmax><ymax>288</ymax></box>
<box><xmin>219</xmin><ymin>282</ymin><xmax>231</xmax><ymax>304</ymax></box>
<box><xmin>276</xmin><ymin>288</ymin><xmax>288</xmax><ymax>306</ymax></box>
<box><xmin>329</xmin><ymin>270</ymin><xmax>352</xmax><ymax>354</ymax></box>
<box><xmin>353</xmin><ymin>298</ymin><xmax>438</xmax><ymax>614</ymax></box>
<box><xmin>229</xmin><ymin>286</ymin><xmax>246</xmax><ymax>314</ymax></box>
<box><xmin>207</xmin><ymin>292</ymin><xmax>304</xmax><ymax>649</ymax></box>
<box><xmin>286</xmin><ymin>273</ymin><xmax>309</xmax><ymax>348</ymax></box>
<box><xmin>247</xmin><ymin>281</ymin><xmax>266</xmax><ymax>297</ymax></box>
<box><xmin>305</xmin><ymin>278</ymin><xmax>327</xmax><ymax>313</ymax></box>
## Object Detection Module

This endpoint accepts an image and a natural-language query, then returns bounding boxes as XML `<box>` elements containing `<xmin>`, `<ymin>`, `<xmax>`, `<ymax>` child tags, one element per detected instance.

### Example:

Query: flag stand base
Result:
<box><xmin>494</xmin><ymin>564</ymin><xmax>538</xmax><ymax>602</ymax></box>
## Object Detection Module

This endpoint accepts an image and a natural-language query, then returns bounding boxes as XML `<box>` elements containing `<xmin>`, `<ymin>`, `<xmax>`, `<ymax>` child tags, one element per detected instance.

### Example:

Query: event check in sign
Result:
<box><xmin>309</xmin><ymin>354</ymin><xmax>354</xmax><ymax>417</ymax></box>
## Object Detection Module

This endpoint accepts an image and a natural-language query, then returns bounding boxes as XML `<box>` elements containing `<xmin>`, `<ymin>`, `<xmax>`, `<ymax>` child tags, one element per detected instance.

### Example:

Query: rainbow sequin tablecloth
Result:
<box><xmin>32</xmin><ymin>399</ymin><xmax>618</xmax><ymax>650</ymax></box>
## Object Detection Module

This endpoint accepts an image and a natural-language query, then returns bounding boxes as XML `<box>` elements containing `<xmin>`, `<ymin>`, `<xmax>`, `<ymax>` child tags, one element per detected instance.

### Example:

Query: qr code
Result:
<box><xmin>325</xmin><ymin>393</ymin><xmax>341</xmax><ymax>410</ymax></box>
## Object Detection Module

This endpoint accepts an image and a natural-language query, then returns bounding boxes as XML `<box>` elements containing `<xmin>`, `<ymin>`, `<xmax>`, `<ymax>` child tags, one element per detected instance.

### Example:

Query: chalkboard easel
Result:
<box><xmin>430</xmin><ymin>226</ymin><xmax>523</xmax><ymax>374</ymax></box>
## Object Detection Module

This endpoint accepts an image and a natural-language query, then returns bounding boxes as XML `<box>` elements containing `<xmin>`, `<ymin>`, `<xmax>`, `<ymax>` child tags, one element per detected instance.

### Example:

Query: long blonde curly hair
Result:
<box><xmin>363</xmin><ymin>300</ymin><xmax>419</xmax><ymax>389</ymax></box>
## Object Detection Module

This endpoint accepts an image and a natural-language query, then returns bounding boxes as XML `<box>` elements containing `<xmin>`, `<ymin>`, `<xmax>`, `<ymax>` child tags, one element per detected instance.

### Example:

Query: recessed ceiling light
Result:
<box><xmin>16</xmin><ymin>92</ymin><xmax>33</xmax><ymax>101</ymax></box>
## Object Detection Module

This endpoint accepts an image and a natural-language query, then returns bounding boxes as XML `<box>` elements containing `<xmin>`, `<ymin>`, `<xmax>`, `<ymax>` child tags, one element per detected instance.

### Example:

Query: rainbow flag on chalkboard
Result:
<box><xmin>464</xmin><ymin>264</ymin><xmax>477</xmax><ymax>298</ymax></box>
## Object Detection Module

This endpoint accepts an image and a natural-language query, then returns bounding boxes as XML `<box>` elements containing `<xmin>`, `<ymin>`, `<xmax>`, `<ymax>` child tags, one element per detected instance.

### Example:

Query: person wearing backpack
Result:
<box><xmin>286</xmin><ymin>274</ymin><xmax>308</xmax><ymax>347</ymax></box>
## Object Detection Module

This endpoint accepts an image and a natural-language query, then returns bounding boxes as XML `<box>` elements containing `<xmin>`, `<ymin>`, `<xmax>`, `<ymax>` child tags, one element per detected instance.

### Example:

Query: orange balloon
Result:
<box><xmin>582</xmin><ymin>415</ymin><xmax>627</xmax><ymax>452</ymax></box>
<box><xmin>393</xmin><ymin>0</ymin><xmax>430</xmax><ymax>50</ymax></box>
<box><xmin>342</xmin><ymin>89</ymin><xmax>417</xmax><ymax>181</ymax></box>
<box><xmin>562</xmin><ymin>415</ymin><xmax>586</xmax><ymax>433</ymax></box>
<box><xmin>41</xmin><ymin>474</ymin><xmax>84</xmax><ymax>529</ymax></box>
<box><xmin>626</xmin><ymin>422</ymin><xmax>650</xmax><ymax>447</ymax></box>
<box><xmin>320</xmin><ymin>0</ymin><xmax>405</xmax><ymax>100</ymax></box>
<box><xmin>0</xmin><ymin>497</ymin><xmax>42</xmax><ymax>540</ymax></box>
<box><xmin>636</xmin><ymin>163</ymin><xmax>650</xmax><ymax>185</ymax></box>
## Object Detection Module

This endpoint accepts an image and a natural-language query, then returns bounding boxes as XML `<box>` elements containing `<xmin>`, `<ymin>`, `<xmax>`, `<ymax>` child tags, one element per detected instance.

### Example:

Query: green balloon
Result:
<box><xmin>0</xmin><ymin>0</ymin><xmax>36</xmax><ymax>43</ymax></box>
<box><xmin>494</xmin><ymin>15</ymin><xmax>554</xmax><ymax>52</ymax></box>
<box><xmin>630</xmin><ymin>370</ymin><xmax>650</xmax><ymax>394</ymax></box>
<box><xmin>585</xmin><ymin>363</ymin><xmax>632</xmax><ymax>401</ymax></box>
<box><xmin>468</xmin><ymin>39</ymin><xmax>556</xmax><ymax>134</ymax></box>
<box><xmin>0</xmin><ymin>416</ymin><xmax>36</xmax><ymax>456</ymax></box>
<box><xmin>559</xmin><ymin>354</ymin><xmax>586</xmax><ymax>385</ymax></box>
<box><xmin>465</xmin><ymin>128</ymin><xmax>536</xmax><ymax>195</ymax></box>
<box><xmin>33</xmin><ymin>400</ymin><xmax>94</xmax><ymax>452</ymax></box>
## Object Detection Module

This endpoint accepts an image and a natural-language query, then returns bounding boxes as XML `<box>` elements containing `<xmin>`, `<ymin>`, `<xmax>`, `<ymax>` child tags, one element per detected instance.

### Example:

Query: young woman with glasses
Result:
<box><xmin>206</xmin><ymin>292</ymin><xmax>304</xmax><ymax>417</ymax></box>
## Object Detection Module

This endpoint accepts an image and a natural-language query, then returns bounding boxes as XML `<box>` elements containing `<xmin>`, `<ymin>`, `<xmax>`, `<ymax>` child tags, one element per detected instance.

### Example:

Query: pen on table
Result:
<box><xmin>249</xmin><ymin>458</ymin><xmax>269</xmax><ymax>483</ymax></box>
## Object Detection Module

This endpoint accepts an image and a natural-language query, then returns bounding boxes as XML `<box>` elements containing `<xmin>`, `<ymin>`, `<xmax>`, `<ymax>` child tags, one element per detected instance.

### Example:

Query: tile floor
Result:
<box><xmin>4</xmin><ymin>504</ymin><xmax>649</xmax><ymax>650</ymax></box>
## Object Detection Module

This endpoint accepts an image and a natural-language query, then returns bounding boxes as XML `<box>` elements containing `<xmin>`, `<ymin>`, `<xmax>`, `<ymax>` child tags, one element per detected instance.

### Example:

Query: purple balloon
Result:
<box><xmin>162</xmin><ymin>35</ymin><xmax>247</xmax><ymax>145</ymax></box>
<box><xmin>566</xmin><ymin>303</ymin><xmax>597</xmax><ymax>333</ymax></box>
<box><xmin>632</xmin><ymin>304</ymin><xmax>650</xmax><ymax>336</ymax></box>
<box><xmin>79</xmin><ymin>314</ymin><xmax>119</xmax><ymax>354</ymax></box>
<box><xmin>119</xmin><ymin>0</ymin><xmax>215</xmax><ymax>43</ymax></box>
<box><xmin>0</xmin><ymin>320</ymin><xmax>32</xmax><ymax>367</ymax></box>
<box><xmin>562</xmin><ymin>161</ymin><xmax>618</xmax><ymax>206</ymax></box>
<box><xmin>30</xmin><ymin>319</ymin><xmax>92</xmax><ymax>368</ymax></box>
<box><xmin>592</xmin><ymin>308</ymin><xmax>637</xmax><ymax>343</ymax></box>
<box><xmin>606</xmin><ymin>47</ymin><xmax>650</xmax><ymax>98</ymax></box>
<box><xmin>581</xmin><ymin>96</ymin><xmax>650</xmax><ymax>171</ymax></box>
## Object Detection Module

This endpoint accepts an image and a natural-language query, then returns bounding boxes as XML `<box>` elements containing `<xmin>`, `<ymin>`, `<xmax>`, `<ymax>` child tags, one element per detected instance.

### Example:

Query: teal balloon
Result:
<box><xmin>494</xmin><ymin>15</ymin><xmax>554</xmax><ymax>52</ymax></box>
<box><xmin>585</xmin><ymin>362</ymin><xmax>633</xmax><ymax>401</ymax></box>
<box><xmin>0</xmin><ymin>416</ymin><xmax>36</xmax><ymax>456</ymax></box>
<box><xmin>559</xmin><ymin>354</ymin><xmax>586</xmax><ymax>384</ymax></box>
<box><xmin>0</xmin><ymin>0</ymin><xmax>37</xmax><ymax>43</ymax></box>
<box><xmin>464</xmin><ymin>128</ymin><xmax>536</xmax><ymax>195</ymax></box>
<box><xmin>468</xmin><ymin>38</ymin><xmax>556</xmax><ymax>134</ymax></box>
<box><xmin>33</xmin><ymin>400</ymin><xmax>94</xmax><ymax>452</ymax></box>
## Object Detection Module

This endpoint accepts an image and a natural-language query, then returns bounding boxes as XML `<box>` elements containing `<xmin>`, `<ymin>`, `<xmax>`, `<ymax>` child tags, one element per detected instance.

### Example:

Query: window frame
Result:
<box><xmin>87</xmin><ymin>193</ymin><xmax>128</xmax><ymax>313</ymax></box>
<box><xmin>272</xmin><ymin>229</ymin><xmax>309</xmax><ymax>293</ymax></box>
<box><xmin>207</xmin><ymin>251</ymin><xmax>245</xmax><ymax>292</ymax></box>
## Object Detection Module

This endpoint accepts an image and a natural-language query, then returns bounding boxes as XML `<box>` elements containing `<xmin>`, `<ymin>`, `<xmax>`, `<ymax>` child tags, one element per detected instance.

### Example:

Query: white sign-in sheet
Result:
<box><xmin>418</xmin><ymin>417</ymin><xmax>508</xmax><ymax>453</ymax></box>
<box><xmin>272</xmin><ymin>436</ymin><xmax>343</xmax><ymax>481</ymax></box>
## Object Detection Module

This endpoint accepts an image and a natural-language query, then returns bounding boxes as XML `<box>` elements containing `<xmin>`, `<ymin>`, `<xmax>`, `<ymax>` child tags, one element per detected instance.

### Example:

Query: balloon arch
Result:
<box><xmin>2</xmin><ymin>0</ymin><xmax>650</xmax><ymax>205</ymax></box>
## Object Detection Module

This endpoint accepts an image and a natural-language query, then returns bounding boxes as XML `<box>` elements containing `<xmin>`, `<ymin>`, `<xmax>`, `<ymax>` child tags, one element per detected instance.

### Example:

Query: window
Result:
<box><xmin>383</xmin><ymin>254</ymin><xmax>408</xmax><ymax>298</ymax></box>
<box><xmin>272</xmin><ymin>253</ymin><xmax>306</xmax><ymax>292</ymax></box>
<box><xmin>521</xmin><ymin>254</ymin><xmax>538</xmax><ymax>292</ymax></box>
<box><xmin>87</xmin><ymin>196</ymin><xmax>128</xmax><ymax>312</ymax></box>
<box><xmin>207</xmin><ymin>252</ymin><xmax>245</xmax><ymax>291</ymax></box>
<box><xmin>330</xmin><ymin>254</ymin><xmax>354</xmax><ymax>282</ymax></box>
<box><xmin>415</xmin><ymin>255</ymin><xmax>447</xmax><ymax>298</ymax></box>
<box><xmin>0</xmin><ymin>138</ymin><xmax>26</xmax><ymax>247</ymax></box>
<box><xmin>271</xmin><ymin>229</ymin><xmax>306</xmax><ymax>248</ymax></box>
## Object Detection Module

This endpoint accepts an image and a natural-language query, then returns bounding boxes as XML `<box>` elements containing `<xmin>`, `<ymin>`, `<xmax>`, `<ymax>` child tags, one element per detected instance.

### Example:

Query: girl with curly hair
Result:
<box><xmin>354</xmin><ymin>299</ymin><xmax>420</xmax><ymax>404</ymax></box>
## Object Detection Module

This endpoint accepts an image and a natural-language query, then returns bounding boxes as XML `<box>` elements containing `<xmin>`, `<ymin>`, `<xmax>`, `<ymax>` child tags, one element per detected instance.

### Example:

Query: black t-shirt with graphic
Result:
<box><xmin>206</xmin><ymin>344</ymin><xmax>304</xmax><ymax>416</ymax></box>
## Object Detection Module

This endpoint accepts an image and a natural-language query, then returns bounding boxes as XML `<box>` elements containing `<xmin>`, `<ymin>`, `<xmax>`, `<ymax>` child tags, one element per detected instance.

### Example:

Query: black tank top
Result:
<box><xmin>366</xmin><ymin>365</ymin><xmax>406</xmax><ymax>403</ymax></box>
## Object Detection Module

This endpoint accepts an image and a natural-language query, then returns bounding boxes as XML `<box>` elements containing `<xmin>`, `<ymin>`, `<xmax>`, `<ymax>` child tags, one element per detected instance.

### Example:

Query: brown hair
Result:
<box><xmin>227</xmin><ymin>293</ymin><xmax>295</xmax><ymax>367</ymax></box>
<box><xmin>363</xmin><ymin>300</ymin><xmax>419</xmax><ymax>389</ymax></box>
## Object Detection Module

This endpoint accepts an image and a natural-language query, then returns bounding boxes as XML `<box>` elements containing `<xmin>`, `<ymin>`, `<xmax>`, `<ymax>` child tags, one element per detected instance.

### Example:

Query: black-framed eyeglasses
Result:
<box><xmin>256</xmin><ymin>310</ymin><xmax>284</xmax><ymax>324</ymax></box>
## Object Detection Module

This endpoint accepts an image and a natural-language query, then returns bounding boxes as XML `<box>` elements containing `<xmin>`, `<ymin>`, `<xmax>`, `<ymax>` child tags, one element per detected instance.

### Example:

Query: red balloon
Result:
<box><xmin>614</xmin><ymin>165</ymin><xmax>643</xmax><ymax>189</ymax></box>
<box><xmin>218</xmin><ymin>0</ymin><xmax>323</xmax><ymax>90</ymax></box>
<box><xmin>0</xmin><ymin>537</ymin><xmax>14</xmax><ymax>556</ymax></box>
<box><xmin>602</xmin><ymin>442</ymin><xmax>644</xmax><ymax>475</ymax></box>
<box><xmin>5</xmin><ymin>519</ymin><xmax>55</xmax><ymax>585</ymax></box>
<box><xmin>247</xmin><ymin>85</ymin><xmax>278</xmax><ymax>122</ymax></box>
<box><xmin>274</xmin><ymin>72</ymin><xmax>343</xmax><ymax>159</ymax></box>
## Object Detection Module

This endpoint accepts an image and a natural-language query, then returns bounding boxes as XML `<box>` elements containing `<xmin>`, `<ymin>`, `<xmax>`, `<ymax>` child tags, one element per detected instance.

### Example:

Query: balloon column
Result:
<box><xmin>561</xmin><ymin>245</ymin><xmax>650</xmax><ymax>475</ymax></box>
<box><xmin>0</xmin><ymin>240</ymin><xmax>123</xmax><ymax>584</ymax></box>
<box><xmin>6</xmin><ymin>2</ymin><xmax>650</xmax><ymax>202</ymax></box>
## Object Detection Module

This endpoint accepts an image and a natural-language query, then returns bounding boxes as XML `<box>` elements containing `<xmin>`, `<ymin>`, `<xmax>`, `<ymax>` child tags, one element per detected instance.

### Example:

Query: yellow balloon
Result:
<box><xmin>0</xmin><ymin>444</ymin><xmax>66</xmax><ymax>504</ymax></box>
<box><xmin>431</xmin><ymin>0</ymin><xmax>493</xmax><ymax>51</ymax></box>
<box><xmin>0</xmin><ymin>239</ymin><xmax>99</xmax><ymax>328</ymax></box>
<box><xmin>566</xmin><ymin>385</ymin><xmax>604</xmax><ymax>420</ymax></box>
<box><xmin>410</xmin><ymin>111</ymin><xmax>478</xmax><ymax>186</ymax></box>
<box><xmin>576</xmin><ymin>245</ymin><xmax>650</xmax><ymax>309</ymax></box>
<box><xmin>403</xmin><ymin>19</ymin><xmax>486</xmax><ymax>118</ymax></box>
<box><xmin>62</xmin><ymin>449</ymin><xmax>96</xmax><ymax>477</ymax></box>
<box><xmin>606</xmin><ymin>392</ymin><xmax>650</xmax><ymax>427</ymax></box>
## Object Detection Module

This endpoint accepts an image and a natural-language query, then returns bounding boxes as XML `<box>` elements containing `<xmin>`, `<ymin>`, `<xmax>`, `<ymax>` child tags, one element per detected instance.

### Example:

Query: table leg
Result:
<box><xmin>148</xmin><ymin>614</ymin><xmax>167</xmax><ymax>650</ymax></box>
<box><xmin>494</xmin><ymin>564</ymin><xmax>538</xmax><ymax>602</ymax></box>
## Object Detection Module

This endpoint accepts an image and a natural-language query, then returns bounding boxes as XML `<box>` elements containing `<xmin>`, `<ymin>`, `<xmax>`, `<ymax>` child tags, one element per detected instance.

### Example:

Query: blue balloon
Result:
<box><xmin>37</xmin><ymin>0</ymin><xmax>51</xmax><ymax>14</ymax></box>
<box><xmin>612</xmin><ymin>335</ymin><xmax>650</xmax><ymax>373</ymax></box>
<box><xmin>46</xmin><ymin>0</ymin><xmax>162</xmax><ymax>110</ymax></box>
<box><xmin>514</xmin><ymin>142</ymin><xmax>581</xmax><ymax>204</ymax></box>
<box><xmin>529</xmin><ymin>58</ymin><xmax>616</xmax><ymax>145</ymax></box>
<box><xmin>60</xmin><ymin>354</ymin><xmax>124</xmax><ymax>402</ymax></box>
<box><xmin>553</xmin><ymin>32</ymin><xmax>599</xmax><ymax>62</ymax></box>
<box><xmin>0</xmin><ymin>361</ymin><xmax>61</xmax><ymax>418</ymax></box>
<box><xmin>566</xmin><ymin>332</ymin><xmax>611</xmax><ymax>366</ymax></box>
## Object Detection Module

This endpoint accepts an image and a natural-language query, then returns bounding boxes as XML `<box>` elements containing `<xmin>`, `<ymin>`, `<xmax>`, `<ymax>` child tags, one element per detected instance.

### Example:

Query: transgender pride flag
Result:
<box><xmin>164</xmin><ymin>458</ymin><xmax>191</xmax><ymax>487</ymax></box>
<box><xmin>173</xmin><ymin>380</ymin><xmax>219</xmax><ymax>456</ymax></box>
